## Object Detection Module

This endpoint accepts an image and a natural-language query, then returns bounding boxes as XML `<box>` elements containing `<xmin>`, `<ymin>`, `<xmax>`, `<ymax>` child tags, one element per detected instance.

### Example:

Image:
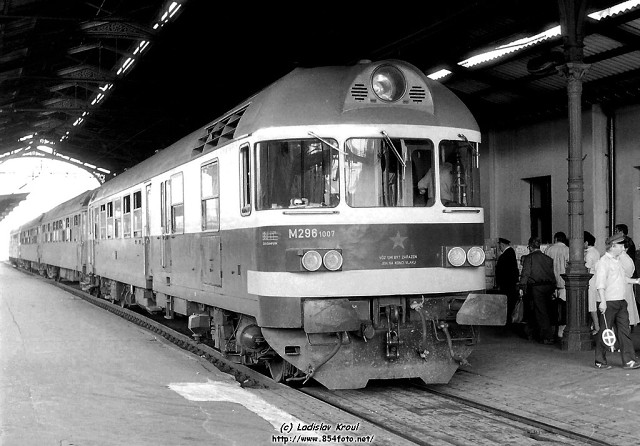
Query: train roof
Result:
<box><xmin>41</xmin><ymin>189</ymin><xmax>96</xmax><ymax>222</ymax></box>
<box><xmin>92</xmin><ymin>60</ymin><xmax>479</xmax><ymax>201</ymax></box>
<box><xmin>16</xmin><ymin>214</ymin><xmax>44</xmax><ymax>232</ymax></box>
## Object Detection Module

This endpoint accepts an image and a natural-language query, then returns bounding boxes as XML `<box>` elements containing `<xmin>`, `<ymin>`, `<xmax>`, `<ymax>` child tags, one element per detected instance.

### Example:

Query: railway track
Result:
<box><xmin>27</xmin><ymin>269</ymin><xmax>618</xmax><ymax>446</ymax></box>
<box><xmin>301</xmin><ymin>382</ymin><xmax>614</xmax><ymax>446</ymax></box>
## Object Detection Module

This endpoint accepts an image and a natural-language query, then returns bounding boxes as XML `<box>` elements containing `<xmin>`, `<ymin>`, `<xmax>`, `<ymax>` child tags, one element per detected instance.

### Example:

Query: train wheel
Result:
<box><xmin>267</xmin><ymin>358</ymin><xmax>293</xmax><ymax>383</ymax></box>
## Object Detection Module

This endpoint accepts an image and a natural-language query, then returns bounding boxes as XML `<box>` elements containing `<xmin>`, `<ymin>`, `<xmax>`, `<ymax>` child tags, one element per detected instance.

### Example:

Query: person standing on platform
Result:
<box><xmin>584</xmin><ymin>231</ymin><xmax>601</xmax><ymax>335</ymax></box>
<box><xmin>519</xmin><ymin>237</ymin><xmax>557</xmax><ymax>344</ymax></box>
<box><xmin>614</xmin><ymin>223</ymin><xmax>639</xmax><ymax>317</ymax></box>
<box><xmin>544</xmin><ymin>232</ymin><xmax>570</xmax><ymax>339</ymax></box>
<box><xmin>618</xmin><ymin>236</ymin><xmax>639</xmax><ymax>329</ymax></box>
<box><xmin>593</xmin><ymin>232</ymin><xmax>640</xmax><ymax>370</ymax></box>
<box><xmin>495</xmin><ymin>237</ymin><xmax>520</xmax><ymax>328</ymax></box>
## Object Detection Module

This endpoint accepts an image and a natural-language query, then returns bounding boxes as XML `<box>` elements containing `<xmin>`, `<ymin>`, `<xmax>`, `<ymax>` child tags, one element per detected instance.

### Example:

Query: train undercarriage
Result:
<box><xmin>16</xmin><ymin>261</ymin><xmax>506</xmax><ymax>389</ymax></box>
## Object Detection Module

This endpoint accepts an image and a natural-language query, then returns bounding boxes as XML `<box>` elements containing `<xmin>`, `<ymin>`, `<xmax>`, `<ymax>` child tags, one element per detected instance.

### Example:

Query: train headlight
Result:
<box><xmin>302</xmin><ymin>250</ymin><xmax>322</xmax><ymax>271</ymax></box>
<box><xmin>467</xmin><ymin>246</ymin><xmax>485</xmax><ymax>266</ymax></box>
<box><xmin>371</xmin><ymin>65</ymin><xmax>406</xmax><ymax>102</ymax></box>
<box><xmin>447</xmin><ymin>247</ymin><xmax>466</xmax><ymax>267</ymax></box>
<box><xmin>323</xmin><ymin>250</ymin><xmax>343</xmax><ymax>271</ymax></box>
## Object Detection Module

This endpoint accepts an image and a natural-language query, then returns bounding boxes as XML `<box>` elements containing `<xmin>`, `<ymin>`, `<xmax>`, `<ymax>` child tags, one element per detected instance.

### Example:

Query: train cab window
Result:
<box><xmin>201</xmin><ymin>161</ymin><xmax>220</xmax><ymax>231</ymax></box>
<box><xmin>346</xmin><ymin>137</ymin><xmax>431</xmax><ymax>207</ymax></box>
<box><xmin>345</xmin><ymin>137</ymin><xmax>480</xmax><ymax>208</ymax></box>
<box><xmin>123</xmin><ymin>195</ymin><xmax>131</xmax><ymax>238</ymax></box>
<box><xmin>114</xmin><ymin>199</ymin><xmax>122</xmax><ymax>238</ymax></box>
<box><xmin>255</xmin><ymin>138</ymin><xmax>339</xmax><ymax>210</ymax></box>
<box><xmin>434</xmin><ymin>139</ymin><xmax>480</xmax><ymax>207</ymax></box>
<box><xmin>133</xmin><ymin>190</ymin><xmax>143</xmax><ymax>237</ymax></box>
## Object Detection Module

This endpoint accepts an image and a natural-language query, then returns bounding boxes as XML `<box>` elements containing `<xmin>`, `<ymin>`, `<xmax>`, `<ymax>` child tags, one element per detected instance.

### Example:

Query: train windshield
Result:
<box><xmin>255</xmin><ymin>138</ymin><xmax>339</xmax><ymax>209</ymax></box>
<box><xmin>345</xmin><ymin>137</ymin><xmax>480</xmax><ymax>208</ymax></box>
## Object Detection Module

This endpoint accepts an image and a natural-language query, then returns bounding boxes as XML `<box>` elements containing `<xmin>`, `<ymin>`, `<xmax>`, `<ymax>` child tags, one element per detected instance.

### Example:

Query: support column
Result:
<box><xmin>558</xmin><ymin>62</ymin><xmax>592</xmax><ymax>351</ymax></box>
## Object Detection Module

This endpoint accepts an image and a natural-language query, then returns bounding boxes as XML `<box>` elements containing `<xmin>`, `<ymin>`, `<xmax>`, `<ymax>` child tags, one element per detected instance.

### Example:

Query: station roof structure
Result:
<box><xmin>0</xmin><ymin>193</ymin><xmax>28</xmax><ymax>224</ymax></box>
<box><xmin>1</xmin><ymin>0</ymin><xmax>639</xmax><ymax>181</ymax></box>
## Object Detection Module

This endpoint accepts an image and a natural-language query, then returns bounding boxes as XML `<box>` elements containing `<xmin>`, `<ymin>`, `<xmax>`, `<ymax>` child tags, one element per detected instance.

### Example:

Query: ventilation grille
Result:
<box><xmin>409</xmin><ymin>86</ymin><xmax>427</xmax><ymax>103</ymax></box>
<box><xmin>193</xmin><ymin>105</ymin><xmax>249</xmax><ymax>155</ymax></box>
<box><xmin>350</xmin><ymin>83</ymin><xmax>368</xmax><ymax>101</ymax></box>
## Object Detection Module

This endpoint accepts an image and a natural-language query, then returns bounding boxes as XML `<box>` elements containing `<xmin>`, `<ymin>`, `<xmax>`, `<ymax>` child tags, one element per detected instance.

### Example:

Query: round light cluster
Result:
<box><xmin>302</xmin><ymin>251</ymin><xmax>322</xmax><ymax>271</ymax></box>
<box><xmin>447</xmin><ymin>247</ymin><xmax>466</xmax><ymax>267</ymax></box>
<box><xmin>302</xmin><ymin>250</ymin><xmax>343</xmax><ymax>272</ymax></box>
<box><xmin>323</xmin><ymin>250</ymin><xmax>343</xmax><ymax>271</ymax></box>
<box><xmin>466</xmin><ymin>246</ymin><xmax>486</xmax><ymax>266</ymax></box>
<box><xmin>371</xmin><ymin>65</ymin><xmax>406</xmax><ymax>102</ymax></box>
<box><xmin>447</xmin><ymin>246</ymin><xmax>486</xmax><ymax>267</ymax></box>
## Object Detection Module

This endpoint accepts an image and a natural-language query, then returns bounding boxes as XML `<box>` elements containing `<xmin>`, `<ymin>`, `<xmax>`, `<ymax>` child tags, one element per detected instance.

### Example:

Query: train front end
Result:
<box><xmin>240</xmin><ymin>60</ymin><xmax>507</xmax><ymax>389</ymax></box>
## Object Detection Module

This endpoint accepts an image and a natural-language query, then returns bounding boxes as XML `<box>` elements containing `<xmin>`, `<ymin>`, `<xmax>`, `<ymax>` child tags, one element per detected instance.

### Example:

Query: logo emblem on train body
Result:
<box><xmin>390</xmin><ymin>231</ymin><xmax>407</xmax><ymax>249</ymax></box>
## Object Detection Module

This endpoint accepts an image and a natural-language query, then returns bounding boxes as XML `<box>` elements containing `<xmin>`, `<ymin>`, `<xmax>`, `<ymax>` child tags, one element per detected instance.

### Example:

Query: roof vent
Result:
<box><xmin>193</xmin><ymin>104</ymin><xmax>249</xmax><ymax>155</ymax></box>
<box><xmin>350</xmin><ymin>83</ymin><xmax>368</xmax><ymax>102</ymax></box>
<box><xmin>408</xmin><ymin>86</ymin><xmax>427</xmax><ymax>103</ymax></box>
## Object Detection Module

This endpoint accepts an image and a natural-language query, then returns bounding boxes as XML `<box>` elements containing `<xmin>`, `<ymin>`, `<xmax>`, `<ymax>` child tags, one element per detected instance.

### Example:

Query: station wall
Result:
<box><xmin>482</xmin><ymin>103</ymin><xmax>640</xmax><ymax>253</ymax></box>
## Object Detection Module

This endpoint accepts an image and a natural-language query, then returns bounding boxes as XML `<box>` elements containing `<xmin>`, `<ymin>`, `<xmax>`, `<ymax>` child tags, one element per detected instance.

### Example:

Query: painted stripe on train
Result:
<box><xmin>251</xmin><ymin>222</ymin><xmax>483</xmax><ymax>271</ymax></box>
<box><xmin>247</xmin><ymin>267</ymin><xmax>485</xmax><ymax>297</ymax></box>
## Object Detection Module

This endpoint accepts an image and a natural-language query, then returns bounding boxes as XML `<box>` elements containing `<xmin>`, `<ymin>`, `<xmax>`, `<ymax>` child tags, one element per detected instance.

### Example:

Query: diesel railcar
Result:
<box><xmin>11</xmin><ymin>60</ymin><xmax>506</xmax><ymax>389</ymax></box>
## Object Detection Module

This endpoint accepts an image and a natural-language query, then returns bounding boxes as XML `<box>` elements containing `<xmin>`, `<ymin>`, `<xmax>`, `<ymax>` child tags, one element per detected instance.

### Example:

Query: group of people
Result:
<box><xmin>495</xmin><ymin>224</ymin><xmax>640</xmax><ymax>370</ymax></box>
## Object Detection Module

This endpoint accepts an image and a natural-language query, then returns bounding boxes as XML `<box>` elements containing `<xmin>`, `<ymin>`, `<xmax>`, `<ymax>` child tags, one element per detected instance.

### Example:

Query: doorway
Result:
<box><xmin>526</xmin><ymin>175</ymin><xmax>552</xmax><ymax>243</ymax></box>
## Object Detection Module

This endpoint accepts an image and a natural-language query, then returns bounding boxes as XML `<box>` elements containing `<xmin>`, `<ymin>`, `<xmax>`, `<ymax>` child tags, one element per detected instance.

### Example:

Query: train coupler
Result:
<box><xmin>385</xmin><ymin>330</ymin><xmax>400</xmax><ymax>359</ymax></box>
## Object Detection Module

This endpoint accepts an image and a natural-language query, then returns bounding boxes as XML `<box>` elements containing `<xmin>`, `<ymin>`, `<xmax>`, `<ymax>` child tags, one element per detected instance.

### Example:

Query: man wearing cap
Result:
<box><xmin>496</xmin><ymin>237</ymin><xmax>519</xmax><ymax>326</ymax></box>
<box><xmin>519</xmin><ymin>237</ymin><xmax>556</xmax><ymax>344</ymax></box>
<box><xmin>594</xmin><ymin>232</ymin><xmax>640</xmax><ymax>370</ymax></box>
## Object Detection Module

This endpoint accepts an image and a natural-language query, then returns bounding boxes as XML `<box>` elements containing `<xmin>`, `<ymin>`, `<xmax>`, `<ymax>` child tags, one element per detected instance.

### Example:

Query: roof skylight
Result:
<box><xmin>427</xmin><ymin>0</ymin><xmax>640</xmax><ymax>80</ymax></box>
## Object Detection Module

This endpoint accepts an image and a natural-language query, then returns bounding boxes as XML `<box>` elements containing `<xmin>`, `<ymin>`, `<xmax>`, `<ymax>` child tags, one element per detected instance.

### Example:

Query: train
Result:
<box><xmin>9</xmin><ymin>59</ymin><xmax>506</xmax><ymax>390</ymax></box>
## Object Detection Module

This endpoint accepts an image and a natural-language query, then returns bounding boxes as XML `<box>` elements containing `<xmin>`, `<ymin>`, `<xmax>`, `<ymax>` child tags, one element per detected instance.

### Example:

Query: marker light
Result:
<box><xmin>323</xmin><ymin>250</ymin><xmax>343</xmax><ymax>271</ymax></box>
<box><xmin>302</xmin><ymin>250</ymin><xmax>322</xmax><ymax>271</ymax></box>
<box><xmin>467</xmin><ymin>246</ymin><xmax>486</xmax><ymax>266</ymax></box>
<box><xmin>371</xmin><ymin>65</ymin><xmax>406</xmax><ymax>102</ymax></box>
<box><xmin>447</xmin><ymin>247</ymin><xmax>466</xmax><ymax>267</ymax></box>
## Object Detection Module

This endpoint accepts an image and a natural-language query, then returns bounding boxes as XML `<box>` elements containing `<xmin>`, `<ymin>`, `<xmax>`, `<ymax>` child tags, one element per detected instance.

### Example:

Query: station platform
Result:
<box><xmin>1</xmin><ymin>261</ymin><xmax>639</xmax><ymax>446</ymax></box>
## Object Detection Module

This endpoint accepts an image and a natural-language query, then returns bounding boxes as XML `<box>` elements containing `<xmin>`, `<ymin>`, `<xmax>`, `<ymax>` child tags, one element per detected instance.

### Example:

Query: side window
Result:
<box><xmin>114</xmin><ymin>198</ymin><xmax>122</xmax><ymax>238</ymax></box>
<box><xmin>123</xmin><ymin>195</ymin><xmax>131</xmax><ymax>238</ymax></box>
<box><xmin>100</xmin><ymin>204</ymin><xmax>106</xmax><ymax>239</ymax></box>
<box><xmin>133</xmin><ymin>191</ymin><xmax>143</xmax><ymax>237</ymax></box>
<box><xmin>240</xmin><ymin>144</ymin><xmax>251</xmax><ymax>215</ymax></box>
<box><xmin>170</xmin><ymin>173</ymin><xmax>184</xmax><ymax>234</ymax></box>
<box><xmin>201</xmin><ymin>161</ymin><xmax>219</xmax><ymax>231</ymax></box>
<box><xmin>65</xmin><ymin>217</ymin><xmax>70</xmax><ymax>242</ymax></box>
<box><xmin>161</xmin><ymin>181</ymin><xmax>168</xmax><ymax>233</ymax></box>
<box><xmin>106</xmin><ymin>201</ymin><xmax>114</xmax><ymax>239</ymax></box>
<box><xmin>93</xmin><ymin>207</ymin><xmax>99</xmax><ymax>240</ymax></box>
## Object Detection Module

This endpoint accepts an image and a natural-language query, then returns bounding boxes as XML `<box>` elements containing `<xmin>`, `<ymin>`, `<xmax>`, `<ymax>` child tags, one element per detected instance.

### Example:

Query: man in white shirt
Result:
<box><xmin>544</xmin><ymin>232</ymin><xmax>569</xmax><ymax>338</ymax></box>
<box><xmin>594</xmin><ymin>232</ymin><xmax>640</xmax><ymax>370</ymax></box>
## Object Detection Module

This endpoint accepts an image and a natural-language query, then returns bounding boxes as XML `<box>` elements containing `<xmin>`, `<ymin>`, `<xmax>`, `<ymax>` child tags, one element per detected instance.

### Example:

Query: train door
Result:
<box><xmin>76</xmin><ymin>213</ymin><xmax>82</xmax><ymax>273</ymax></box>
<box><xmin>160</xmin><ymin>180</ymin><xmax>171</xmax><ymax>271</ymax></box>
<box><xmin>201</xmin><ymin>160</ymin><xmax>222</xmax><ymax>286</ymax></box>
<box><xmin>144</xmin><ymin>183</ymin><xmax>151</xmax><ymax>285</ymax></box>
<box><xmin>88</xmin><ymin>206</ymin><xmax>96</xmax><ymax>274</ymax></box>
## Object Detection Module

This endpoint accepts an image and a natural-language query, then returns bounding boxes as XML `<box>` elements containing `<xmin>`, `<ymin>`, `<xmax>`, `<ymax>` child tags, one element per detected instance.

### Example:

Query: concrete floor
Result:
<box><xmin>0</xmin><ymin>263</ymin><xmax>411</xmax><ymax>446</ymax></box>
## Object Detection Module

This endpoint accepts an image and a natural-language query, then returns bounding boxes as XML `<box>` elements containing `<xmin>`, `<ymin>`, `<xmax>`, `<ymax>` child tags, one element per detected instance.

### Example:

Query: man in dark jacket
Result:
<box><xmin>519</xmin><ymin>237</ymin><xmax>556</xmax><ymax>344</ymax></box>
<box><xmin>495</xmin><ymin>238</ymin><xmax>520</xmax><ymax>325</ymax></box>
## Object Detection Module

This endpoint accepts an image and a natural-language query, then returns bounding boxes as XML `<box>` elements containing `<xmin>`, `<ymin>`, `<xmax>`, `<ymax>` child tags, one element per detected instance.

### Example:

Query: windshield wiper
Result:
<box><xmin>380</xmin><ymin>130</ymin><xmax>406</xmax><ymax>168</ymax></box>
<box><xmin>308</xmin><ymin>131</ymin><xmax>345</xmax><ymax>154</ymax></box>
